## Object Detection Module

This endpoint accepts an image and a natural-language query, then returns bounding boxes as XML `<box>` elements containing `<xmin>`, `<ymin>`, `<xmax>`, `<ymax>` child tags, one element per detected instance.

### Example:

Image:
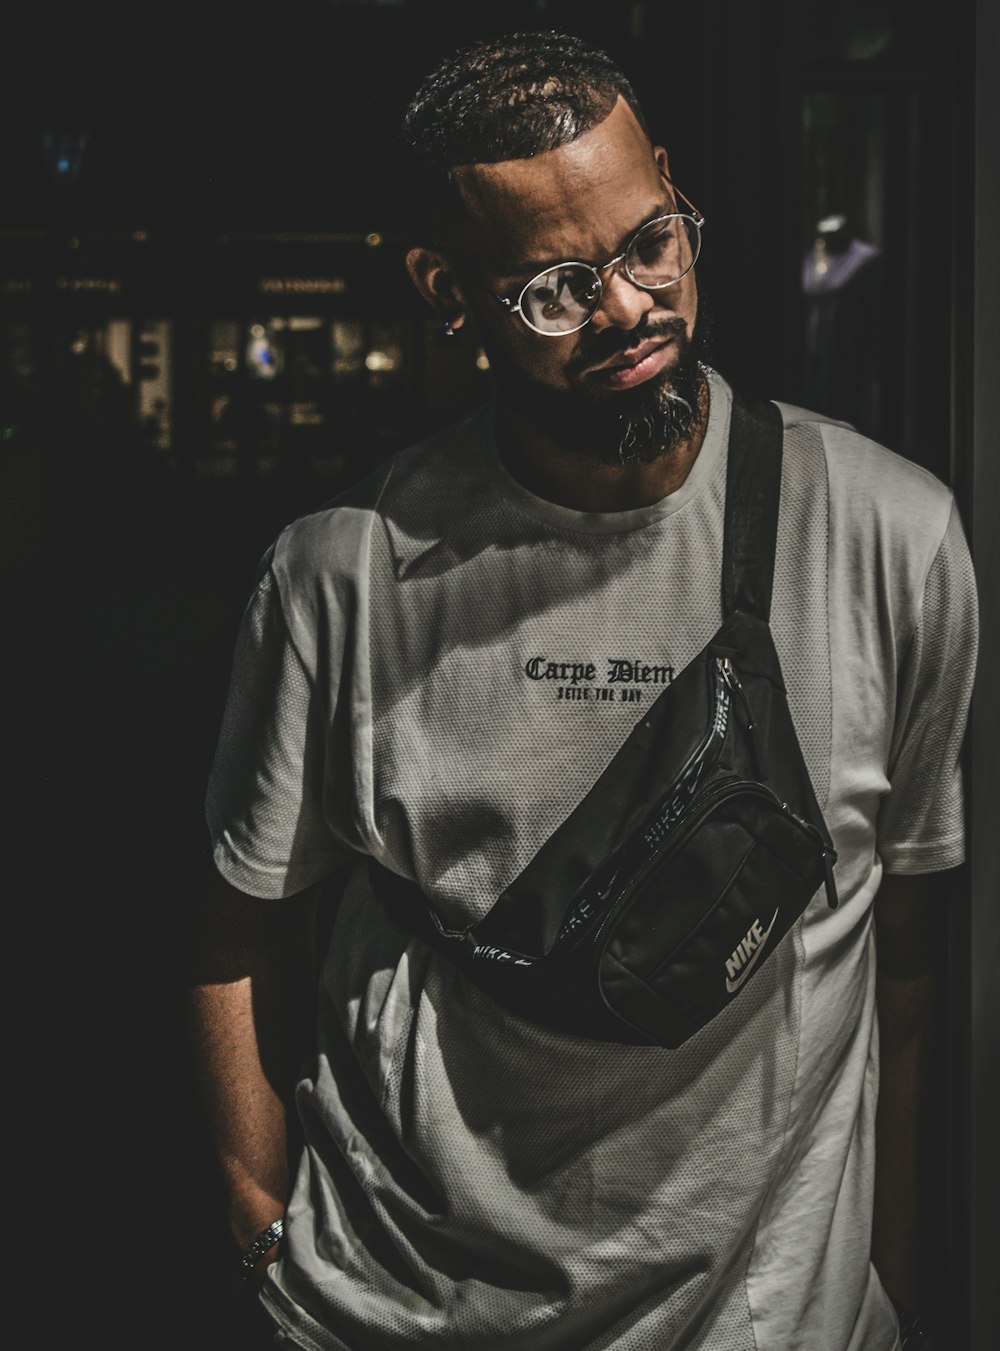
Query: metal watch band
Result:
<box><xmin>237</xmin><ymin>1218</ymin><xmax>284</xmax><ymax>1284</ymax></box>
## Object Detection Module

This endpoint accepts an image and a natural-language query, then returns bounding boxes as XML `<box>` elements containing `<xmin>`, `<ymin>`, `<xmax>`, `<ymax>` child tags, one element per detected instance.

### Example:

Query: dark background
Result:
<box><xmin>3</xmin><ymin>2</ymin><xmax>994</xmax><ymax>1347</ymax></box>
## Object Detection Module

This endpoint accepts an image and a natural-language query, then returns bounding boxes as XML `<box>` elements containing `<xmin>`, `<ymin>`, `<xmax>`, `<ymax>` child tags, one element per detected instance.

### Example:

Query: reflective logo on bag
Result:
<box><xmin>724</xmin><ymin>908</ymin><xmax>780</xmax><ymax>993</ymax></box>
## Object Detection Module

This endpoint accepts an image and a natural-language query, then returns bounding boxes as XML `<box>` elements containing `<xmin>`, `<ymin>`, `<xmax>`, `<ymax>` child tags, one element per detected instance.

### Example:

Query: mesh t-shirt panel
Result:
<box><xmin>277</xmin><ymin>864</ymin><xmax>800</xmax><ymax>1351</ymax></box>
<box><xmin>367</xmin><ymin>450</ymin><xmax>729</xmax><ymax>924</ymax></box>
<box><xmin>367</xmin><ymin>394</ymin><xmax>833</xmax><ymax>927</ymax></box>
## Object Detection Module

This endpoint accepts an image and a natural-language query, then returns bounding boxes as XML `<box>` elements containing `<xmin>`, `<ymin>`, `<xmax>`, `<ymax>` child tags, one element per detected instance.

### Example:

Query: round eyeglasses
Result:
<box><xmin>489</xmin><ymin>186</ymin><xmax>705</xmax><ymax>337</ymax></box>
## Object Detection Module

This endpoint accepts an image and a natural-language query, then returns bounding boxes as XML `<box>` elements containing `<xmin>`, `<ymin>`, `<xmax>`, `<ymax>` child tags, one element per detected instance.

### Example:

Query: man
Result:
<box><xmin>188</xmin><ymin>30</ymin><xmax>978</xmax><ymax>1351</ymax></box>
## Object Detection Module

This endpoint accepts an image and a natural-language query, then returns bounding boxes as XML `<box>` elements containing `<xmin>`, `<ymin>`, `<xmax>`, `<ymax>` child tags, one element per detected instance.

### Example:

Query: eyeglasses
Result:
<box><xmin>488</xmin><ymin>183</ymin><xmax>705</xmax><ymax>337</ymax></box>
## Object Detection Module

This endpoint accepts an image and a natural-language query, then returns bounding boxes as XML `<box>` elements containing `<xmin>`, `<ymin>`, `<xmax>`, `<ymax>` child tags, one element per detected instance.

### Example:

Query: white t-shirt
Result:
<box><xmin>206</xmin><ymin>370</ymin><xmax>978</xmax><ymax>1351</ymax></box>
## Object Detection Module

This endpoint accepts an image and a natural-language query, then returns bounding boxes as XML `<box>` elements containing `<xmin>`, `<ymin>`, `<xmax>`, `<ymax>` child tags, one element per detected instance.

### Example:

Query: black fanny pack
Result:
<box><xmin>371</xmin><ymin>389</ymin><xmax>838</xmax><ymax>1048</ymax></box>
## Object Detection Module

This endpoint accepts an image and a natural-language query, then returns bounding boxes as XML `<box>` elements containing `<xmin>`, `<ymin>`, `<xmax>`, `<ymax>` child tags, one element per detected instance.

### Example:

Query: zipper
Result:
<box><xmin>720</xmin><ymin>656</ymin><xmax>767</xmax><ymax>780</ymax></box>
<box><xmin>552</xmin><ymin>659</ymin><xmax>732</xmax><ymax>955</ymax></box>
<box><xmin>642</xmin><ymin>657</ymin><xmax>732</xmax><ymax>851</ymax></box>
<box><xmin>717</xmin><ymin>660</ymin><xmax>837</xmax><ymax>909</ymax></box>
<box><xmin>789</xmin><ymin>812</ymin><xmax>839</xmax><ymax>910</ymax></box>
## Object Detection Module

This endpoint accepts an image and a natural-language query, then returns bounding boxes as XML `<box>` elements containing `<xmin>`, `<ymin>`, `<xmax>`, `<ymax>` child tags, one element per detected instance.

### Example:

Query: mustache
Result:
<box><xmin>567</xmin><ymin>314</ymin><xmax>690</xmax><ymax>378</ymax></box>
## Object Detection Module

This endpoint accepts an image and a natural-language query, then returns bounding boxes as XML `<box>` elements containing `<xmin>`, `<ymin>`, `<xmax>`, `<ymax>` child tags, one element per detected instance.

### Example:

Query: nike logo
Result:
<box><xmin>724</xmin><ymin>908</ymin><xmax>780</xmax><ymax>993</ymax></box>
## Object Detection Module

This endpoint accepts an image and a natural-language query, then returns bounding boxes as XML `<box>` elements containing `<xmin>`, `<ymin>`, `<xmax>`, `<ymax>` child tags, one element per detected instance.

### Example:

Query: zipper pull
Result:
<box><xmin>822</xmin><ymin>849</ymin><xmax>839</xmax><ymax>909</ymax></box>
<box><xmin>787</xmin><ymin>807</ymin><xmax>840</xmax><ymax>910</ymax></box>
<box><xmin>720</xmin><ymin>658</ymin><xmax>768</xmax><ymax>780</ymax></box>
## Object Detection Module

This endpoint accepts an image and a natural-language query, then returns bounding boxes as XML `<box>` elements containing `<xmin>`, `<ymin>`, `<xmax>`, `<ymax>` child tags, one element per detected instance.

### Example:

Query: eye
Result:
<box><xmin>573</xmin><ymin>276</ymin><xmax>601</xmax><ymax>303</ymax></box>
<box><xmin>634</xmin><ymin>227</ymin><xmax>674</xmax><ymax>264</ymax></box>
<box><xmin>529</xmin><ymin>283</ymin><xmax>565</xmax><ymax>315</ymax></box>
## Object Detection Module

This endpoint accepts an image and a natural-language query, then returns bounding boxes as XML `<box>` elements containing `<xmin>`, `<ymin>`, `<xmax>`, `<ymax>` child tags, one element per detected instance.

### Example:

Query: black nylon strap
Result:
<box><xmin>721</xmin><ymin>391</ymin><xmax>784</xmax><ymax>622</ymax></box>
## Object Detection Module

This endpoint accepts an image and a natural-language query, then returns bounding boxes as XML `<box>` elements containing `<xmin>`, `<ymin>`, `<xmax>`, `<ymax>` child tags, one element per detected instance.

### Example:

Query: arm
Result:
<box><xmin>185</xmin><ymin>869</ymin><xmax>317</xmax><ymax>1287</ymax></box>
<box><xmin>871</xmin><ymin>869</ymin><xmax>950</xmax><ymax>1327</ymax></box>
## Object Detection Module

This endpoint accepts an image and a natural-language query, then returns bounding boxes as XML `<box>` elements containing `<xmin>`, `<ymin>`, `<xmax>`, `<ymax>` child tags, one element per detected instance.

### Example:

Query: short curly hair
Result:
<box><xmin>399</xmin><ymin>30</ymin><xmax>649</xmax><ymax>240</ymax></box>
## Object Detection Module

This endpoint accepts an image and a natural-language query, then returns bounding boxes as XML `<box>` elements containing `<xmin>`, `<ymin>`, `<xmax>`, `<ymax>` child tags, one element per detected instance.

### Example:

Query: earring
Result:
<box><xmin>443</xmin><ymin>318</ymin><xmax>456</xmax><ymax>337</ymax></box>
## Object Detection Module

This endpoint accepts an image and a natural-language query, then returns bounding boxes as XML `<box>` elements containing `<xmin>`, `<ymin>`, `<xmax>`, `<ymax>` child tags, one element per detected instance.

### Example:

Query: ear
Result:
<box><xmin>653</xmin><ymin>144</ymin><xmax>671</xmax><ymax>181</ymax></box>
<box><xmin>404</xmin><ymin>247</ymin><xmax>469</xmax><ymax>332</ymax></box>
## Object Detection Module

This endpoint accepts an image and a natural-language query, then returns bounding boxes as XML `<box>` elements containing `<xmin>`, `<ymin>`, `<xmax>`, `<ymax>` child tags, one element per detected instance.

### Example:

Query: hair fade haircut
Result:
<box><xmin>399</xmin><ymin>30</ymin><xmax>650</xmax><ymax>240</ymax></box>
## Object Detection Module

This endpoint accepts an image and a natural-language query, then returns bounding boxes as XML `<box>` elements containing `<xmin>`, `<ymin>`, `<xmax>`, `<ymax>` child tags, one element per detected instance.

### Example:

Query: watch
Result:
<box><xmin>236</xmin><ymin>1218</ymin><xmax>285</xmax><ymax>1289</ymax></box>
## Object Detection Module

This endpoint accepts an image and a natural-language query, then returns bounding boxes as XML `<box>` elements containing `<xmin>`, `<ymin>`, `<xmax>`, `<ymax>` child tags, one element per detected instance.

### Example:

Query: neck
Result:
<box><xmin>495</xmin><ymin>379</ymin><xmax>710</xmax><ymax>513</ymax></box>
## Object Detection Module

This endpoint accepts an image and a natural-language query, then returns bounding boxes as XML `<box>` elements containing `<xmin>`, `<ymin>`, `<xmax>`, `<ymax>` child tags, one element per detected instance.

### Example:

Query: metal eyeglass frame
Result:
<box><xmin>488</xmin><ymin>182</ymin><xmax>706</xmax><ymax>337</ymax></box>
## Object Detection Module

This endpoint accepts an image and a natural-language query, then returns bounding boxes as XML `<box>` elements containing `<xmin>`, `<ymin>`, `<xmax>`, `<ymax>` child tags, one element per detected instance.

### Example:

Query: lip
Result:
<box><xmin>587</xmin><ymin>338</ymin><xmax>674</xmax><ymax>389</ymax></box>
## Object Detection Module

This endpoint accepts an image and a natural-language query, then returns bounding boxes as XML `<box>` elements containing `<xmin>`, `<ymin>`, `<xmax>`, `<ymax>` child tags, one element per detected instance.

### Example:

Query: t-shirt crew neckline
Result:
<box><xmin>480</xmin><ymin>366</ymin><xmax>732</xmax><ymax>536</ymax></box>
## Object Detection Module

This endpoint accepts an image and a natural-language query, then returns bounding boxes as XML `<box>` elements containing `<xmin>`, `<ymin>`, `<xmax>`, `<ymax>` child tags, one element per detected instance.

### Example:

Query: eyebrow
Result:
<box><xmin>498</xmin><ymin>198</ymin><xmax>674</xmax><ymax>283</ymax></box>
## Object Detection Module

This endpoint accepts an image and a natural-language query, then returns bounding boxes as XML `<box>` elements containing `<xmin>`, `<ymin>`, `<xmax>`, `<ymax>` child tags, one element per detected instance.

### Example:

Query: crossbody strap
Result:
<box><xmin>721</xmin><ymin>390</ymin><xmax>784</xmax><ymax>621</ymax></box>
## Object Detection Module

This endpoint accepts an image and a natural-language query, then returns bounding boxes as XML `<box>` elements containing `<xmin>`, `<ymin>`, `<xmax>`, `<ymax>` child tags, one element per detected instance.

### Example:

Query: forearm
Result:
<box><xmin>186</xmin><ymin>875</ymin><xmax>312</xmax><ymax>1270</ymax></box>
<box><xmin>188</xmin><ymin>974</ymin><xmax>291</xmax><ymax>1252</ymax></box>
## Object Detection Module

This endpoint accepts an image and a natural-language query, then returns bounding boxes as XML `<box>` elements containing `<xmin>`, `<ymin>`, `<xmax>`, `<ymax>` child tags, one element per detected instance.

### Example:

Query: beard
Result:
<box><xmin>487</xmin><ymin>297</ymin><xmax>714</xmax><ymax>466</ymax></box>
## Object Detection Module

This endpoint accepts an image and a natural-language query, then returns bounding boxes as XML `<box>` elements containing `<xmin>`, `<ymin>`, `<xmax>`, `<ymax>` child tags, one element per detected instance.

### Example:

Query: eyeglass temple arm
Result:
<box><xmin>662</xmin><ymin>174</ymin><xmax>706</xmax><ymax>225</ymax></box>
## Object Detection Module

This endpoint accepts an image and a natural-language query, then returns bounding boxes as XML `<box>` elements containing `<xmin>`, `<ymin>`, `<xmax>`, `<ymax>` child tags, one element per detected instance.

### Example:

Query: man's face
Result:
<box><xmin>446</xmin><ymin>96</ymin><xmax>705</xmax><ymax>462</ymax></box>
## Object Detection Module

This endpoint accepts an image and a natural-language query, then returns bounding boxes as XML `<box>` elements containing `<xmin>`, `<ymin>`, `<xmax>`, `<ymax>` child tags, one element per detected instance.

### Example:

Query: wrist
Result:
<box><xmin>235</xmin><ymin>1217</ymin><xmax>285</xmax><ymax>1292</ymax></box>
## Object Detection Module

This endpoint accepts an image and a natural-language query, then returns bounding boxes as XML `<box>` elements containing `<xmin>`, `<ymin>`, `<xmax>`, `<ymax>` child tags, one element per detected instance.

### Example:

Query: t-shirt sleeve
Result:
<box><xmin>205</xmin><ymin>548</ymin><xmax>350</xmax><ymax>898</ymax></box>
<box><xmin>877</xmin><ymin>498</ymin><xmax>979</xmax><ymax>873</ymax></box>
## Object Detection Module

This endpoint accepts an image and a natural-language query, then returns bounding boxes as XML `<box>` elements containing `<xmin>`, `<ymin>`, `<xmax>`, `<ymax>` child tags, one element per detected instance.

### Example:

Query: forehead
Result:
<box><xmin>450</xmin><ymin>96</ymin><xmax>664</xmax><ymax>270</ymax></box>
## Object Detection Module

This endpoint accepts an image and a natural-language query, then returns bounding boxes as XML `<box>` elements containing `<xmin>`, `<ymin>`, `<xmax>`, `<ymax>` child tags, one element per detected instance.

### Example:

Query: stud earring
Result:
<box><xmin>443</xmin><ymin>318</ymin><xmax>456</xmax><ymax>337</ymax></box>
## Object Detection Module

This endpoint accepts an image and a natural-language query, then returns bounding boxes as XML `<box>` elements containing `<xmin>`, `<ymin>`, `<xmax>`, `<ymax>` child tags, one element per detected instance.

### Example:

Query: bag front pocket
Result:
<box><xmin>597</xmin><ymin>782</ymin><xmax>831</xmax><ymax>1046</ymax></box>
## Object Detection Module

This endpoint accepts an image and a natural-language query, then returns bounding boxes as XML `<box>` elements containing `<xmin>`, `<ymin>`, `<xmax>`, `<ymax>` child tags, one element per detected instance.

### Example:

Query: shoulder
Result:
<box><xmin>264</xmin><ymin>403</ymin><xmax>493</xmax><ymax>609</ymax></box>
<box><xmin>273</xmin><ymin>406</ymin><xmax>489</xmax><ymax>565</ymax></box>
<box><xmin>774</xmin><ymin>400</ymin><xmax>956</xmax><ymax>548</ymax></box>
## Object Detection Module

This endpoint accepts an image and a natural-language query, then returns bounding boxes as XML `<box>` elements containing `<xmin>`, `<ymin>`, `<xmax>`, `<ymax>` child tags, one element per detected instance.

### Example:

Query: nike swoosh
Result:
<box><xmin>725</xmin><ymin>908</ymin><xmax>781</xmax><ymax>994</ymax></box>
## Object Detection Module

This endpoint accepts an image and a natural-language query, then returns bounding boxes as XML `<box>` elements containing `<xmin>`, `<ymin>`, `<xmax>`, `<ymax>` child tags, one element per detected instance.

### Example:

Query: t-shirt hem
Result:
<box><xmin>878</xmin><ymin>835</ymin><xmax>965</xmax><ymax>874</ymax></box>
<box><xmin>211</xmin><ymin>834</ymin><xmax>340</xmax><ymax>900</ymax></box>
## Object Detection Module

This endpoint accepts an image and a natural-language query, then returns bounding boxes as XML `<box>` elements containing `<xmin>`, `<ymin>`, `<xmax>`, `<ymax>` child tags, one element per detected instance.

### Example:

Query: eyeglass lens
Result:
<box><xmin>519</xmin><ymin>214</ymin><xmax>701</xmax><ymax>334</ymax></box>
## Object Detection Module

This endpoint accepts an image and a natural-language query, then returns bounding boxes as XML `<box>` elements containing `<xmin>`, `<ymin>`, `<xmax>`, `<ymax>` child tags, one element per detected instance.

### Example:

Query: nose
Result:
<box><xmin>589</xmin><ymin>261</ymin><xmax>657</xmax><ymax>332</ymax></box>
